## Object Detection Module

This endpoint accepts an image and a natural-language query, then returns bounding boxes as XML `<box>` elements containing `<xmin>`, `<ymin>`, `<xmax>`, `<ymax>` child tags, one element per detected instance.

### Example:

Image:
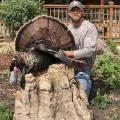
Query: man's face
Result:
<box><xmin>68</xmin><ymin>7</ymin><xmax>83</xmax><ymax>22</ymax></box>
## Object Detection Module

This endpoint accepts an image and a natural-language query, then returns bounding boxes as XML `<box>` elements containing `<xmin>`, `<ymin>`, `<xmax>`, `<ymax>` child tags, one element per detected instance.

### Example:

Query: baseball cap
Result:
<box><xmin>68</xmin><ymin>1</ymin><xmax>83</xmax><ymax>11</ymax></box>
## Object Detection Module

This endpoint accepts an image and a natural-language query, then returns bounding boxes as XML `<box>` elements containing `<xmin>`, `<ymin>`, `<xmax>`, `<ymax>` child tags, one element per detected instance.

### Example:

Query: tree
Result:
<box><xmin>0</xmin><ymin>0</ymin><xmax>47</xmax><ymax>37</ymax></box>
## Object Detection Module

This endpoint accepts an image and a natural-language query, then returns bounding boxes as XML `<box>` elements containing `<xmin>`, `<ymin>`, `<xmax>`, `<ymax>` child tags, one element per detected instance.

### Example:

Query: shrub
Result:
<box><xmin>0</xmin><ymin>0</ymin><xmax>47</xmax><ymax>37</ymax></box>
<box><xmin>91</xmin><ymin>95</ymin><xmax>111</xmax><ymax>109</ymax></box>
<box><xmin>0</xmin><ymin>103</ymin><xmax>13</xmax><ymax>120</ymax></box>
<box><xmin>106</xmin><ymin>40</ymin><xmax>117</xmax><ymax>54</ymax></box>
<box><xmin>114</xmin><ymin>113</ymin><xmax>120</xmax><ymax>120</ymax></box>
<box><xmin>92</xmin><ymin>55</ymin><xmax>120</xmax><ymax>91</ymax></box>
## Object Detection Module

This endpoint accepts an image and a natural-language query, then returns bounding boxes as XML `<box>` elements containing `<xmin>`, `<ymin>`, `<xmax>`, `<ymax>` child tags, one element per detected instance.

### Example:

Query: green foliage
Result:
<box><xmin>0</xmin><ymin>103</ymin><xmax>13</xmax><ymax>120</ymax></box>
<box><xmin>0</xmin><ymin>0</ymin><xmax>47</xmax><ymax>37</ymax></box>
<box><xmin>91</xmin><ymin>95</ymin><xmax>111</xmax><ymax>109</ymax></box>
<box><xmin>92</xmin><ymin>55</ymin><xmax>120</xmax><ymax>91</ymax></box>
<box><xmin>114</xmin><ymin>113</ymin><xmax>120</xmax><ymax>120</ymax></box>
<box><xmin>34</xmin><ymin>0</ymin><xmax>44</xmax><ymax>2</ymax></box>
<box><xmin>5</xmin><ymin>69</ymin><xmax>11</xmax><ymax>79</ymax></box>
<box><xmin>106</xmin><ymin>40</ymin><xmax>117</xmax><ymax>54</ymax></box>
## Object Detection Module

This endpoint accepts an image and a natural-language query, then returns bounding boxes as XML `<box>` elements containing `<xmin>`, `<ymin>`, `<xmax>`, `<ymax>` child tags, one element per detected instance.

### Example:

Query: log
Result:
<box><xmin>13</xmin><ymin>64</ymin><xmax>92</xmax><ymax>120</ymax></box>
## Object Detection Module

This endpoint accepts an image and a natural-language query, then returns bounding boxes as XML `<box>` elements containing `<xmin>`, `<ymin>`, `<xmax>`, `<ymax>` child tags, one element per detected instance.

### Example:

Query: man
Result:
<box><xmin>64</xmin><ymin>0</ymin><xmax>98</xmax><ymax>98</ymax></box>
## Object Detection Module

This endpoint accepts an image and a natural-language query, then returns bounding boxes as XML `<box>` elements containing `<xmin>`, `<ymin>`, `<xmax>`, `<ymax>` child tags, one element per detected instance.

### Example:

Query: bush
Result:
<box><xmin>0</xmin><ymin>0</ymin><xmax>47</xmax><ymax>37</ymax></box>
<box><xmin>114</xmin><ymin>113</ymin><xmax>120</xmax><ymax>120</ymax></box>
<box><xmin>106</xmin><ymin>40</ymin><xmax>117</xmax><ymax>54</ymax></box>
<box><xmin>0</xmin><ymin>103</ymin><xmax>13</xmax><ymax>120</ymax></box>
<box><xmin>91</xmin><ymin>95</ymin><xmax>111</xmax><ymax>109</ymax></box>
<box><xmin>92</xmin><ymin>55</ymin><xmax>120</xmax><ymax>91</ymax></box>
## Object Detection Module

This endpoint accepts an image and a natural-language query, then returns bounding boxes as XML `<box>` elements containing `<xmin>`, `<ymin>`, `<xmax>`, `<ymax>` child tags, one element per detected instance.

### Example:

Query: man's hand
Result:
<box><xmin>54</xmin><ymin>49</ymin><xmax>73</xmax><ymax>67</ymax></box>
<box><xmin>64</xmin><ymin>51</ymin><xmax>87</xmax><ymax>65</ymax></box>
<box><xmin>64</xmin><ymin>51</ymin><xmax>74</xmax><ymax>58</ymax></box>
<box><xmin>54</xmin><ymin>49</ymin><xmax>87</xmax><ymax>67</ymax></box>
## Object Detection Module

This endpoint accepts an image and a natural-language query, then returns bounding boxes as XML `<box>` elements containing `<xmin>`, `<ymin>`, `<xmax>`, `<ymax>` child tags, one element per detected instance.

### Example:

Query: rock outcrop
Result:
<box><xmin>96</xmin><ymin>38</ymin><xmax>111</xmax><ymax>55</ymax></box>
<box><xmin>116</xmin><ymin>46</ymin><xmax>120</xmax><ymax>55</ymax></box>
<box><xmin>0</xmin><ymin>42</ymin><xmax>14</xmax><ymax>53</ymax></box>
<box><xmin>0</xmin><ymin>39</ymin><xmax>14</xmax><ymax>71</ymax></box>
<box><xmin>13</xmin><ymin>64</ymin><xmax>92</xmax><ymax>120</ymax></box>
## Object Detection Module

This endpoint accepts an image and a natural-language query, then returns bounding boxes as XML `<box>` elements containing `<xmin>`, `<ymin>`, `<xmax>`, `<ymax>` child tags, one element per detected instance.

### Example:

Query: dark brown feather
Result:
<box><xmin>15</xmin><ymin>15</ymin><xmax>74</xmax><ymax>51</ymax></box>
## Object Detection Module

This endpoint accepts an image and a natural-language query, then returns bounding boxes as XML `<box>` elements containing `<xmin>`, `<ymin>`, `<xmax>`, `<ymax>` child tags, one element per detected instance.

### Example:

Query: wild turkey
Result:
<box><xmin>9</xmin><ymin>15</ymin><xmax>75</xmax><ymax>88</ymax></box>
<box><xmin>10</xmin><ymin>15</ymin><xmax>75</xmax><ymax>71</ymax></box>
<box><xmin>10</xmin><ymin>51</ymin><xmax>59</xmax><ymax>73</ymax></box>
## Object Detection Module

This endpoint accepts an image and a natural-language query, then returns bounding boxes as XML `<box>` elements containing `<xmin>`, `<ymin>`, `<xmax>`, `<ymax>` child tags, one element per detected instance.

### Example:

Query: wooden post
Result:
<box><xmin>100</xmin><ymin>0</ymin><xmax>104</xmax><ymax>5</ymax></box>
<box><xmin>109</xmin><ymin>1</ymin><xmax>114</xmax><ymax>40</ymax></box>
<box><xmin>100</xmin><ymin>0</ymin><xmax>104</xmax><ymax>22</ymax></box>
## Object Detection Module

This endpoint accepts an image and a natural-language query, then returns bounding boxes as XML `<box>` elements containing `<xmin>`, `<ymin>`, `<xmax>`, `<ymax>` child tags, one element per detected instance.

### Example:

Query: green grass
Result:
<box><xmin>0</xmin><ymin>103</ymin><xmax>13</xmax><ymax>120</ymax></box>
<box><xmin>114</xmin><ymin>113</ymin><xmax>120</xmax><ymax>120</ymax></box>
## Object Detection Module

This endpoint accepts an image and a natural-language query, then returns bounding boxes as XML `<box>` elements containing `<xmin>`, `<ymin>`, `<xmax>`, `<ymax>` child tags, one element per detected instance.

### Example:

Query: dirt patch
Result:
<box><xmin>0</xmin><ymin>38</ymin><xmax>15</xmax><ymax>71</ymax></box>
<box><xmin>0</xmin><ymin>52</ymin><xmax>14</xmax><ymax>71</ymax></box>
<box><xmin>90</xmin><ymin>93</ymin><xmax>120</xmax><ymax>120</ymax></box>
<box><xmin>89</xmin><ymin>78</ymin><xmax>120</xmax><ymax>120</ymax></box>
<box><xmin>0</xmin><ymin>72</ymin><xmax>16</xmax><ymax>112</ymax></box>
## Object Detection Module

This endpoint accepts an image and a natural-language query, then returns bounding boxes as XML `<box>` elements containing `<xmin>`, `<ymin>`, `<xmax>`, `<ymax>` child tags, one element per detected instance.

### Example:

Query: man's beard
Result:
<box><xmin>71</xmin><ymin>16</ymin><xmax>82</xmax><ymax>22</ymax></box>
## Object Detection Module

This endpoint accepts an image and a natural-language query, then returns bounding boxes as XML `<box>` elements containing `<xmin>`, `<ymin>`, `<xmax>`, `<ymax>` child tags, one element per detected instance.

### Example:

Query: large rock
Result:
<box><xmin>0</xmin><ymin>41</ymin><xmax>14</xmax><ymax>71</ymax></box>
<box><xmin>0</xmin><ymin>42</ymin><xmax>14</xmax><ymax>53</ymax></box>
<box><xmin>13</xmin><ymin>64</ymin><xmax>92</xmax><ymax>120</ymax></box>
<box><xmin>116</xmin><ymin>46</ymin><xmax>120</xmax><ymax>55</ymax></box>
<box><xmin>96</xmin><ymin>38</ymin><xmax>111</xmax><ymax>55</ymax></box>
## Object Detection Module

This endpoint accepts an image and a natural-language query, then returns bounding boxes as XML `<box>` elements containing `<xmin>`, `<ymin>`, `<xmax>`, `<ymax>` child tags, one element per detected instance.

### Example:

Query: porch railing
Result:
<box><xmin>42</xmin><ymin>2</ymin><xmax>120</xmax><ymax>44</ymax></box>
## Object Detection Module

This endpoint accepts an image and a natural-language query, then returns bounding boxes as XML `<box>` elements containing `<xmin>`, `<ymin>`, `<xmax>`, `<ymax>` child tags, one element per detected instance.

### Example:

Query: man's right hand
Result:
<box><xmin>64</xmin><ymin>50</ymin><xmax>74</xmax><ymax>58</ymax></box>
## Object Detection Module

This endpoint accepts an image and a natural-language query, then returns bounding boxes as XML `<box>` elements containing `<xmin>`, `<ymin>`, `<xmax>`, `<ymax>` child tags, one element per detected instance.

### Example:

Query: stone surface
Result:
<box><xmin>0</xmin><ymin>42</ymin><xmax>14</xmax><ymax>53</ymax></box>
<box><xmin>96</xmin><ymin>38</ymin><xmax>111</xmax><ymax>55</ymax></box>
<box><xmin>0</xmin><ymin>41</ymin><xmax>14</xmax><ymax>71</ymax></box>
<box><xmin>116</xmin><ymin>46</ymin><xmax>120</xmax><ymax>54</ymax></box>
<box><xmin>13</xmin><ymin>64</ymin><xmax>92</xmax><ymax>120</ymax></box>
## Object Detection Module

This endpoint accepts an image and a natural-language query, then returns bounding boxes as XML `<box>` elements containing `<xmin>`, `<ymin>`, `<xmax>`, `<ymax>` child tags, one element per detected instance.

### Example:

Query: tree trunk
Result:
<box><xmin>13</xmin><ymin>64</ymin><xmax>92</xmax><ymax>120</ymax></box>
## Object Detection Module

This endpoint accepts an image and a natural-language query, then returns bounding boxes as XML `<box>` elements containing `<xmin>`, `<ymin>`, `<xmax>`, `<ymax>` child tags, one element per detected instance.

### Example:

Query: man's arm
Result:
<box><xmin>65</xmin><ymin>24</ymin><xmax>97</xmax><ymax>60</ymax></box>
<box><xmin>74</xmin><ymin>24</ymin><xmax>97</xmax><ymax>59</ymax></box>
